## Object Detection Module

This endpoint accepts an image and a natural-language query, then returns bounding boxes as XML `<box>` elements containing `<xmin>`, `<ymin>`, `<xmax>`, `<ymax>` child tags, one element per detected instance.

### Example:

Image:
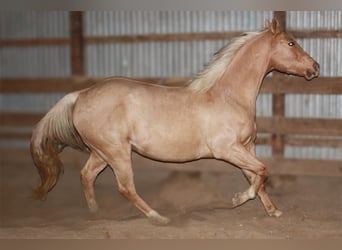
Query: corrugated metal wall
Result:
<box><xmin>84</xmin><ymin>11</ymin><xmax>273</xmax><ymax>78</ymax></box>
<box><xmin>1</xmin><ymin>11</ymin><xmax>341</xmax><ymax>159</ymax></box>
<box><xmin>0</xmin><ymin>11</ymin><xmax>69</xmax><ymax>118</ymax></box>
<box><xmin>0</xmin><ymin>11</ymin><xmax>70</xmax><ymax>78</ymax></box>
<box><xmin>285</xmin><ymin>11</ymin><xmax>342</xmax><ymax>160</ymax></box>
<box><xmin>84</xmin><ymin>11</ymin><xmax>273</xmax><ymax>35</ymax></box>
<box><xmin>0</xmin><ymin>11</ymin><xmax>69</xmax><ymax>148</ymax></box>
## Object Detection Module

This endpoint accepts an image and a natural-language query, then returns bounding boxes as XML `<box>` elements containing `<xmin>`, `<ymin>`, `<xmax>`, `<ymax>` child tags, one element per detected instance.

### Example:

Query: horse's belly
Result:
<box><xmin>131</xmin><ymin>135</ymin><xmax>210</xmax><ymax>162</ymax></box>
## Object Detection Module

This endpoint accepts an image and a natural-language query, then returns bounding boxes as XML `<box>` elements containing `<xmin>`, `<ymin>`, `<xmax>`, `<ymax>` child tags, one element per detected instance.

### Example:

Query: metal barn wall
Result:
<box><xmin>285</xmin><ymin>11</ymin><xmax>342</xmax><ymax>160</ymax></box>
<box><xmin>0</xmin><ymin>11</ymin><xmax>70</xmax><ymax>77</ymax></box>
<box><xmin>0</xmin><ymin>11</ymin><xmax>69</xmax><ymax>117</ymax></box>
<box><xmin>0</xmin><ymin>11</ymin><xmax>341</xmax><ymax>160</ymax></box>
<box><xmin>0</xmin><ymin>11</ymin><xmax>69</xmax><ymax>147</ymax></box>
<box><xmin>84</xmin><ymin>11</ymin><xmax>273</xmax><ymax>77</ymax></box>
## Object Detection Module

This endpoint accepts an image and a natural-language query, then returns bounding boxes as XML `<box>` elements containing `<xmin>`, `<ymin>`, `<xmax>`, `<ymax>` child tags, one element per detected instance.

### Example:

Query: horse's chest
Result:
<box><xmin>219</xmin><ymin>110</ymin><xmax>257</xmax><ymax>145</ymax></box>
<box><xmin>238</xmin><ymin>119</ymin><xmax>257</xmax><ymax>144</ymax></box>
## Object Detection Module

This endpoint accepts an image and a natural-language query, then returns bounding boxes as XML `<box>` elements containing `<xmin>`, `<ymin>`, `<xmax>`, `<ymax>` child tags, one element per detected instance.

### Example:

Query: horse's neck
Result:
<box><xmin>210</xmin><ymin>33</ymin><xmax>272</xmax><ymax>112</ymax></box>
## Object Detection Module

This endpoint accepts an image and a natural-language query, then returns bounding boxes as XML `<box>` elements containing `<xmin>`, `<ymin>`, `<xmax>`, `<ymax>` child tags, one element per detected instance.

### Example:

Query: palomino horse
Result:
<box><xmin>30</xmin><ymin>18</ymin><xmax>319</xmax><ymax>225</ymax></box>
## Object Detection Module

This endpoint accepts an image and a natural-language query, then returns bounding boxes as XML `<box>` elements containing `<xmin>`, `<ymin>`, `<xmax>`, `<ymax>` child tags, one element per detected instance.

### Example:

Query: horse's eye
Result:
<box><xmin>288</xmin><ymin>41</ymin><xmax>295</xmax><ymax>47</ymax></box>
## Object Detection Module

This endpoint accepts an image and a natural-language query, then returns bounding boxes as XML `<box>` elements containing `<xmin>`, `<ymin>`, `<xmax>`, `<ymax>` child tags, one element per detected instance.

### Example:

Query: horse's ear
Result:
<box><xmin>270</xmin><ymin>18</ymin><xmax>280</xmax><ymax>34</ymax></box>
<box><xmin>265</xmin><ymin>19</ymin><xmax>271</xmax><ymax>29</ymax></box>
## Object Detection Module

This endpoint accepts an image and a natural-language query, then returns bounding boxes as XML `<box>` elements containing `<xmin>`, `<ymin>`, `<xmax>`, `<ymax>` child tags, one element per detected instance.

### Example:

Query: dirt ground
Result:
<box><xmin>0</xmin><ymin>148</ymin><xmax>341</xmax><ymax>239</ymax></box>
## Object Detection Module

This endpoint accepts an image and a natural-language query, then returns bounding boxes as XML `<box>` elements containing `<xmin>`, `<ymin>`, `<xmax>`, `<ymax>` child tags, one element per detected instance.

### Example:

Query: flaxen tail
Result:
<box><xmin>30</xmin><ymin>92</ymin><xmax>87</xmax><ymax>200</ymax></box>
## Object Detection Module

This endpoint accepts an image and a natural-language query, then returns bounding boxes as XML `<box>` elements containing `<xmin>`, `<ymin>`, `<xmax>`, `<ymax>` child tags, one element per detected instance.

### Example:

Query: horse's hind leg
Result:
<box><xmin>104</xmin><ymin>146</ymin><xmax>170</xmax><ymax>226</ymax></box>
<box><xmin>80</xmin><ymin>152</ymin><xmax>107</xmax><ymax>213</ymax></box>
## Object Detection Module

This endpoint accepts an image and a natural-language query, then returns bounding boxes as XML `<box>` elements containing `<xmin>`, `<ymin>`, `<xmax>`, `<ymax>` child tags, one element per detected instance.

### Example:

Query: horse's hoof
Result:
<box><xmin>232</xmin><ymin>193</ymin><xmax>240</xmax><ymax>207</ymax></box>
<box><xmin>147</xmin><ymin>210</ymin><xmax>171</xmax><ymax>226</ymax></box>
<box><xmin>88</xmin><ymin>202</ymin><xmax>99</xmax><ymax>213</ymax></box>
<box><xmin>269</xmin><ymin>209</ymin><xmax>283</xmax><ymax>218</ymax></box>
<box><xmin>232</xmin><ymin>192</ymin><xmax>247</xmax><ymax>207</ymax></box>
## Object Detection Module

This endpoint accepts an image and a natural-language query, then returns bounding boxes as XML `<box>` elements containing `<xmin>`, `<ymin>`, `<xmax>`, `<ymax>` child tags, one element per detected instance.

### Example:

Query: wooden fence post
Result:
<box><xmin>271</xmin><ymin>11</ymin><xmax>286</xmax><ymax>158</ymax></box>
<box><xmin>70</xmin><ymin>11</ymin><xmax>84</xmax><ymax>76</ymax></box>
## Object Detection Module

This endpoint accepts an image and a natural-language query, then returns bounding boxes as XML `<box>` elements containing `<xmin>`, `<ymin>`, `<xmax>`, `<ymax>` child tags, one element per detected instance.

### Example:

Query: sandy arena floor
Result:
<box><xmin>0</xmin><ymin>148</ymin><xmax>341</xmax><ymax>239</ymax></box>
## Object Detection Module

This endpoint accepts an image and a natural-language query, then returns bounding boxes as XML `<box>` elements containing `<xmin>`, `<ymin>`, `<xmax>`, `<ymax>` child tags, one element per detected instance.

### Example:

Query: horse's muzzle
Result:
<box><xmin>306</xmin><ymin>61</ymin><xmax>320</xmax><ymax>80</ymax></box>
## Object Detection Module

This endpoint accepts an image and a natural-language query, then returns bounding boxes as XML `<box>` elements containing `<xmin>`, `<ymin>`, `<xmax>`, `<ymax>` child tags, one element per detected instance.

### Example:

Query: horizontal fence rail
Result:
<box><xmin>1</xmin><ymin>30</ymin><xmax>342</xmax><ymax>47</ymax></box>
<box><xmin>1</xmin><ymin>76</ymin><xmax>342</xmax><ymax>94</ymax></box>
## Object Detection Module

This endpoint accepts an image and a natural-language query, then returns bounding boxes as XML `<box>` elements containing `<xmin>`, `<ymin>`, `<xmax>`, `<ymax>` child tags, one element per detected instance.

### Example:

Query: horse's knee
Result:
<box><xmin>257</xmin><ymin>165</ymin><xmax>268</xmax><ymax>178</ymax></box>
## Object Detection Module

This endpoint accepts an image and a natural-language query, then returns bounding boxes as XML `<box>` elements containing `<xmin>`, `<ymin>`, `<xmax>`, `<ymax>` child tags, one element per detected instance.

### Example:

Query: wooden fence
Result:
<box><xmin>1</xmin><ymin>11</ymin><xmax>341</xmax><ymax>176</ymax></box>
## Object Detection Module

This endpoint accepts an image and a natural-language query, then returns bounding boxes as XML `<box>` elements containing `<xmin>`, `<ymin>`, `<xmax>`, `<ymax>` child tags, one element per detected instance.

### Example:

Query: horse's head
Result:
<box><xmin>266</xmin><ymin>18</ymin><xmax>320</xmax><ymax>80</ymax></box>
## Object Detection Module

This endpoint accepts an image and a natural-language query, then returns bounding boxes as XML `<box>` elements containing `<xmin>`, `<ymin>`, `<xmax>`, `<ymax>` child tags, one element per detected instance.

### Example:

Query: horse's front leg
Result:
<box><xmin>213</xmin><ymin>143</ymin><xmax>269</xmax><ymax>208</ymax></box>
<box><xmin>242</xmin><ymin>169</ymin><xmax>282</xmax><ymax>217</ymax></box>
<box><xmin>242</xmin><ymin>144</ymin><xmax>282</xmax><ymax>217</ymax></box>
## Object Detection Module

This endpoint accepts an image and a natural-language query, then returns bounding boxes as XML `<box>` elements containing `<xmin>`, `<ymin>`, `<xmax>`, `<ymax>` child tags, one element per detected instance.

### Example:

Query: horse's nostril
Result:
<box><xmin>307</xmin><ymin>69</ymin><xmax>313</xmax><ymax>77</ymax></box>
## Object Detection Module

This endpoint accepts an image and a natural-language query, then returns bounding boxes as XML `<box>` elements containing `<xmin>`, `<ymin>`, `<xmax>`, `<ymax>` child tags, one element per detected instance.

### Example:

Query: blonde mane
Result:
<box><xmin>186</xmin><ymin>30</ymin><xmax>264</xmax><ymax>93</ymax></box>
